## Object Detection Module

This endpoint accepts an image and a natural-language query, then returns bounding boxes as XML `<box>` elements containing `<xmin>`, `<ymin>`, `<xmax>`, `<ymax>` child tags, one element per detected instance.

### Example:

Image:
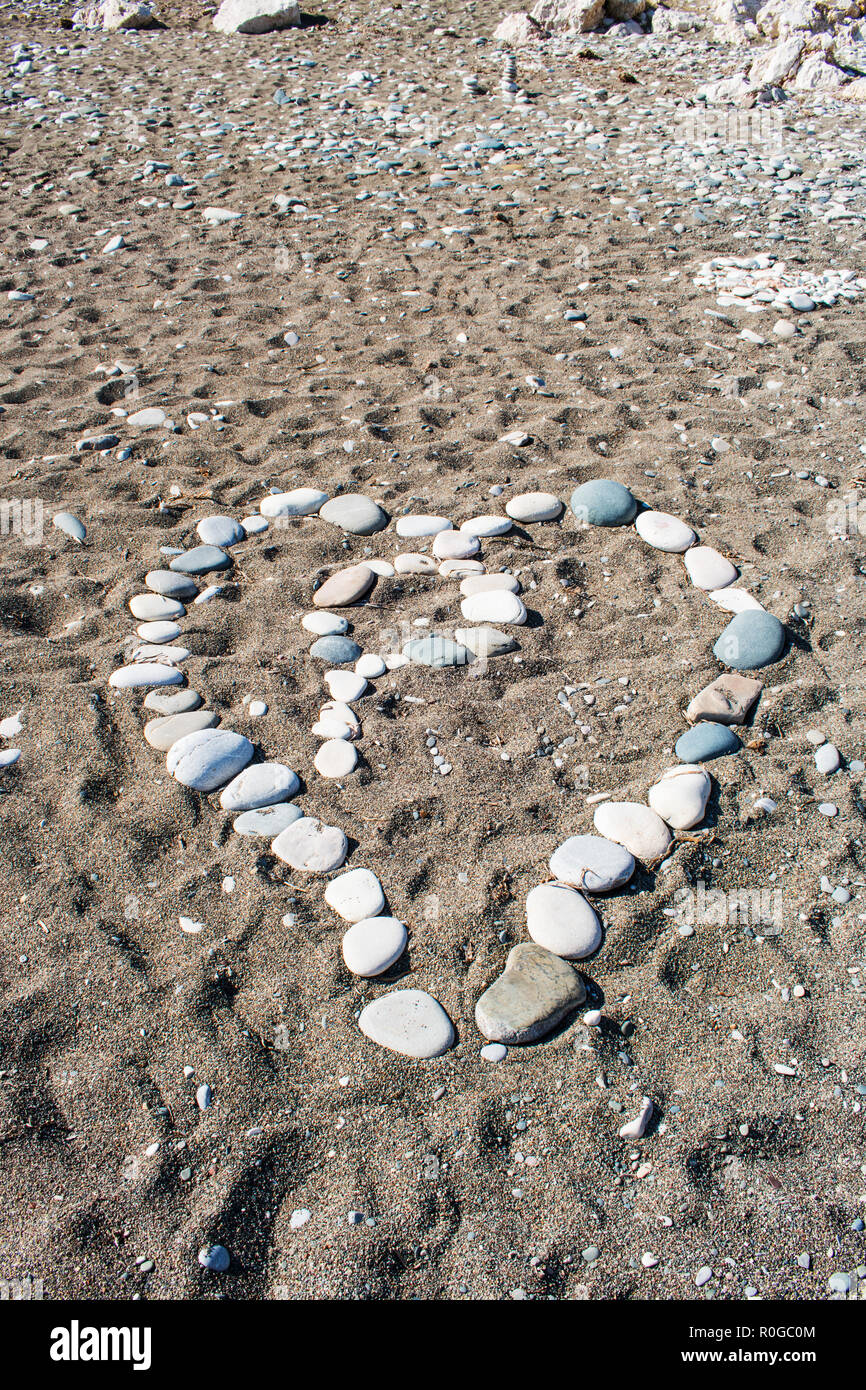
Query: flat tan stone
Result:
<box><xmin>475</xmin><ymin>943</ymin><xmax>585</xmax><ymax>1044</ymax></box>
<box><xmin>313</xmin><ymin>563</ymin><xmax>376</xmax><ymax>608</ymax></box>
<box><xmin>685</xmin><ymin>674</ymin><xmax>763</xmax><ymax>726</ymax></box>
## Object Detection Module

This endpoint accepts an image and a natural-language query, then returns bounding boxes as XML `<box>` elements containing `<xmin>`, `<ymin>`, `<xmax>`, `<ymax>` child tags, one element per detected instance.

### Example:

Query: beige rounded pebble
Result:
<box><xmin>313</xmin><ymin>564</ymin><xmax>376</xmax><ymax>608</ymax></box>
<box><xmin>314</xmin><ymin>739</ymin><xmax>358</xmax><ymax>778</ymax></box>
<box><xmin>432</xmin><ymin>531</ymin><xmax>480</xmax><ymax>561</ymax></box>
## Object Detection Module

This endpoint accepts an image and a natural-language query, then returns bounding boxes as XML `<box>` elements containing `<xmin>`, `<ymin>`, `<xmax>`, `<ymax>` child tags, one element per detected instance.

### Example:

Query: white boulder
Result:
<box><xmin>213</xmin><ymin>0</ymin><xmax>301</xmax><ymax>35</ymax></box>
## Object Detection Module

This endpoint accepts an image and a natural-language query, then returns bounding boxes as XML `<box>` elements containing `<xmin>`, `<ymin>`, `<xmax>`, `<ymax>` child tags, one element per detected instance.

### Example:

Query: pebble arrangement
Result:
<box><xmin>105</xmin><ymin>469</ymin><xmax>802</xmax><ymax>1065</ymax></box>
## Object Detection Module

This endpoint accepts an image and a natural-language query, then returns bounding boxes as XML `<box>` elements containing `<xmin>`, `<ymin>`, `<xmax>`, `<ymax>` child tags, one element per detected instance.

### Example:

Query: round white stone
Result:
<box><xmin>260</xmin><ymin>488</ymin><xmax>327</xmax><ymax>518</ymax></box>
<box><xmin>312</xmin><ymin>717</ymin><xmax>354</xmax><ymax>741</ymax></box>
<box><xmin>358</xmin><ymin>989</ymin><xmax>454</xmax><ymax>1058</ymax></box>
<box><xmin>109</xmin><ymin>663</ymin><xmax>184</xmax><ymax>689</ymax></box>
<box><xmin>815</xmin><ymin>743</ymin><xmax>841</xmax><ymax>775</ymax></box>
<box><xmin>480</xmin><ymin>1043</ymin><xmax>508</xmax><ymax>1062</ymax></box>
<box><xmin>365</xmin><ymin>559</ymin><xmax>395</xmax><ymax>577</ymax></box>
<box><xmin>459</xmin><ymin>515</ymin><xmax>512</xmax><ymax>538</ymax></box>
<box><xmin>301</xmin><ymin>611</ymin><xmax>349</xmax><ymax>636</ymax></box>
<box><xmin>132</xmin><ymin>643</ymin><xmax>190</xmax><ymax>665</ymax></box>
<box><xmin>167</xmin><ymin>728</ymin><xmax>254</xmax><ymax>792</ymax></box>
<box><xmin>271</xmin><ymin>816</ymin><xmax>348</xmax><ymax>872</ymax></box>
<box><xmin>635</xmin><ymin>510</ymin><xmax>696</xmax><ymax>553</ymax></box>
<box><xmin>325</xmin><ymin>670</ymin><xmax>368</xmax><ymax>702</ymax></box>
<box><xmin>648</xmin><ymin>765</ymin><xmax>711</xmax><ymax>830</ymax></box>
<box><xmin>684</xmin><ymin>546</ymin><xmax>738</xmax><ymax>591</ymax></box>
<box><xmin>549</xmin><ymin>835</ymin><xmax>635</xmax><ymax>893</ymax></box>
<box><xmin>526</xmin><ymin>882</ymin><xmax>602</xmax><ymax>959</ymax></box>
<box><xmin>218</xmin><ymin>762</ymin><xmax>299</xmax><ymax>811</ymax></box>
<box><xmin>320</xmin><ymin>700</ymin><xmax>361</xmax><ymax>733</ymax></box>
<box><xmin>394</xmin><ymin>553</ymin><xmax>438</xmax><ymax>575</ymax></box>
<box><xmin>707</xmin><ymin>587</ymin><xmax>764</xmax><ymax>614</ymax></box>
<box><xmin>314</xmin><ymin>739</ymin><xmax>358</xmax><ymax>778</ymax></box>
<box><xmin>342</xmin><ymin>916</ymin><xmax>408</xmax><ymax>977</ymax></box>
<box><xmin>241</xmin><ymin>514</ymin><xmax>269</xmax><ymax>536</ymax></box>
<box><xmin>438</xmin><ymin>558</ymin><xmax>485</xmax><ymax>577</ymax></box>
<box><xmin>395</xmin><ymin>515</ymin><xmax>452</xmax><ymax>537</ymax></box>
<box><xmin>593</xmin><ymin>802</ymin><xmax>672</xmax><ymax>862</ymax></box>
<box><xmin>233</xmin><ymin>803</ymin><xmax>303</xmax><ymax>837</ymax></box>
<box><xmin>432</xmin><ymin>531</ymin><xmax>480</xmax><ymax>560</ymax></box>
<box><xmin>459</xmin><ymin>591</ymin><xmax>527</xmax><ymax>626</ymax></box>
<box><xmin>135</xmin><ymin>620</ymin><xmax>182</xmax><ymax>642</ymax></box>
<box><xmin>355</xmin><ymin>653</ymin><xmax>386</xmax><ymax>679</ymax></box>
<box><xmin>325</xmin><ymin>867</ymin><xmax>386</xmax><ymax>923</ymax></box>
<box><xmin>505</xmin><ymin>492</ymin><xmax>563</xmax><ymax>523</ymax></box>
<box><xmin>129</xmin><ymin>593</ymin><xmax>185</xmax><ymax>621</ymax></box>
<box><xmin>459</xmin><ymin>573</ymin><xmax>520</xmax><ymax>598</ymax></box>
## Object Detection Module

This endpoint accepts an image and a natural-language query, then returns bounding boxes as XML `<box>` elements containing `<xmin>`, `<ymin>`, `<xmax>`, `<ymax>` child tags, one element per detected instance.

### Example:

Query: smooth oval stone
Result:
<box><xmin>675</xmin><ymin>722</ymin><xmax>741</xmax><ymax>763</ymax></box>
<box><xmin>132</xmin><ymin>643</ymin><xmax>190</xmax><ymax>664</ymax></box>
<box><xmin>648</xmin><ymin>765</ymin><xmax>712</xmax><ymax>829</ymax></box>
<box><xmin>325</xmin><ymin>670</ymin><xmax>368</xmax><ymax>702</ymax></box>
<box><xmin>570</xmin><ymin>479</ymin><xmax>638</xmax><ymax>527</ymax></box>
<box><xmin>684</xmin><ymin>546</ymin><xmax>738</xmax><ymax>590</ymax></box>
<box><xmin>342</xmin><ymin>916</ymin><xmax>407</xmax><ymax>978</ymax></box>
<box><xmin>505</xmin><ymin>492</ymin><xmax>563</xmax><ymax>523</ymax></box>
<box><xmin>394</xmin><ymin>553</ymin><xmax>438</xmax><ymax>575</ymax></box>
<box><xmin>144</xmin><ymin>687</ymin><xmax>202</xmax><ymax>714</ymax></box>
<box><xmin>0</xmin><ymin>748</ymin><xmax>21</xmax><ymax>768</ymax></box>
<box><xmin>403</xmin><ymin>636</ymin><xmax>475</xmax><ymax>668</ymax></box>
<box><xmin>314</xmin><ymin>739</ymin><xmax>358</xmax><ymax>778</ymax></box>
<box><xmin>313</xmin><ymin>564</ymin><xmax>376</xmax><ymax>608</ymax></box>
<box><xmin>324</xmin><ymin>867</ymin><xmax>385</xmax><ymax>923</ymax></box>
<box><xmin>260</xmin><ymin>488</ymin><xmax>328</xmax><ymax>518</ymax></box>
<box><xmin>432</xmin><ymin>531</ymin><xmax>480</xmax><ymax>560</ymax></box>
<box><xmin>438</xmin><ymin>558</ymin><xmax>484</xmax><ymax>577</ymax></box>
<box><xmin>302</xmin><ymin>610</ymin><xmax>349</xmax><ymax>636</ymax></box>
<box><xmin>365</xmin><ymin>559</ymin><xmax>394</xmax><ymax>577</ymax></box>
<box><xmin>459</xmin><ymin>591</ymin><xmax>527</xmax><ymax>626</ymax></box>
<box><xmin>707</xmin><ymin>587</ymin><xmax>764</xmax><ymax>614</ymax></box>
<box><xmin>144</xmin><ymin>709</ymin><xmax>218</xmax><ymax>751</ymax></box>
<box><xmin>129</xmin><ymin>593</ymin><xmax>185</xmax><ymax>621</ymax></box>
<box><xmin>549</xmin><ymin>835</ymin><xmax>635</xmax><ymax>893</ymax></box>
<box><xmin>309</xmin><ymin>635</ymin><xmax>362</xmax><ymax>665</ymax></box>
<box><xmin>319</xmin><ymin>494</ymin><xmax>388</xmax><ymax>535</ymax></box>
<box><xmin>635</xmin><ymin>510</ymin><xmax>696</xmax><ymax>553</ymax></box>
<box><xmin>241</xmin><ymin>514</ymin><xmax>269</xmax><ymax>536</ymax></box>
<box><xmin>169</xmin><ymin>545</ymin><xmax>232</xmax><ymax>575</ymax></box>
<box><xmin>815</xmin><ymin>742</ymin><xmax>841</xmax><ymax>775</ymax></box>
<box><xmin>713</xmin><ymin>611</ymin><xmax>787</xmax><ymax>670</ymax></box>
<box><xmin>145</xmin><ymin>570</ymin><xmax>198</xmax><ymax>599</ymax></box>
<box><xmin>109</xmin><ymin>663</ymin><xmax>184</xmax><ymax>689</ymax></box>
<box><xmin>460</xmin><ymin>514</ymin><xmax>512</xmax><ymax>538</ymax></box>
<box><xmin>686</xmin><ymin>674</ymin><xmax>763</xmax><ymax>726</ymax></box>
<box><xmin>136</xmin><ymin>620</ymin><xmax>182</xmax><ymax>642</ymax></box>
<box><xmin>526</xmin><ymin>883</ymin><xmax>602</xmax><ymax>960</ymax></box>
<box><xmin>53</xmin><ymin>511</ymin><xmax>86</xmax><ymax>542</ymax></box>
<box><xmin>355</xmin><ymin>653</ymin><xmax>386</xmax><ymax>679</ymax></box>
<box><xmin>218</xmin><ymin>761</ymin><xmax>299</xmax><ymax>811</ymax></box>
<box><xmin>459</xmin><ymin>573</ymin><xmax>520</xmax><ymax>598</ymax></box>
<box><xmin>197</xmin><ymin>515</ymin><xmax>245</xmax><ymax>548</ymax></box>
<box><xmin>312</xmin><ymin>717</ymin><xmax>355</xmax><ymax>741</ymax></box>
<box><xmin>395</xmin><ymin>515</ymin><xmax>452</xmax><ymax>537</ymax></box>
<box><xmin>475</xmin><ymin>943</ymin><xmax>585</xmax><ymax>1044</ymax></box>
<box><xmin>320</xmin><ymin>700</ymin><xmax>361</xmax><ymax>733</ymax></box>
<box><xmin>233</xmin><ymin>802</ymin><xmax>303</xmax><ymax>837</ymax></box>
<box><xmin>359</xmin><ymin>989</ymin><xmax>454</xmax><ymax>1058</ymax></box>
<box><xmin>593</xmin><ymin>802</ymin><xmax>672</xmax><ymax>862</ymax></box>
<box><xmin>167</xmin><ymin>729</ymin><xmax>254</xmax><ymax>792</ymax></box>
<box><xmin>453</xmin><ymin>626</ymin><xmax>518</xmax><ymax>658</ymax></box>
<box><xmin>271</xmin><ymin>816</ymin><xmax>348</xmax><ymax>872</ymax></box>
